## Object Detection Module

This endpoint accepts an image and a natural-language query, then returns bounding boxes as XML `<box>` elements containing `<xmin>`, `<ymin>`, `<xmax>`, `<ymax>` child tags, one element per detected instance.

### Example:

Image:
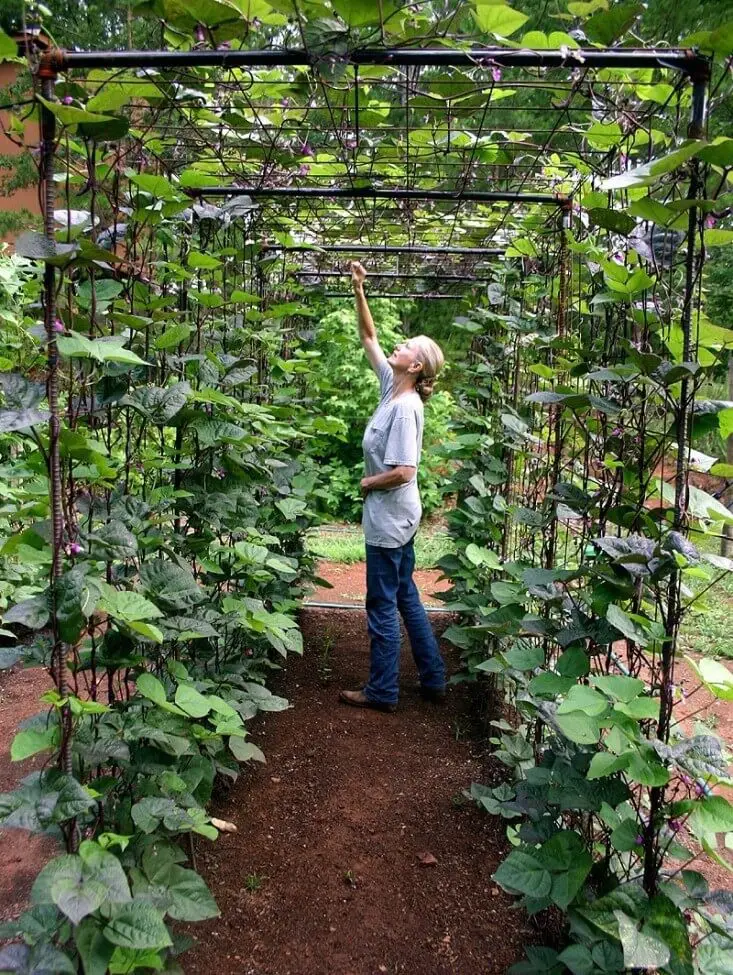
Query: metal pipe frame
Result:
<box><xmin>295</xmin><ymin>271</ymin><xmax>495</xmax><ymax>281</ymax></box>
<box><xmin>54</xmin><ymin>47</ymin><xmax>709</xmax><ymax>76</ymax></box>
<box><xmin>188</xmin><ymin>185</ymin><xmax>563</xmax><ymax>205</ymax></box>
<box><xmin>322</xmin><ymin>292</ymin><xmax>473</xmax><ymax>299</ymax></box>
<box><xmin>260</xmin><ymin>244</ymin><xmax>504</xmax><ymax>256</ymax></box>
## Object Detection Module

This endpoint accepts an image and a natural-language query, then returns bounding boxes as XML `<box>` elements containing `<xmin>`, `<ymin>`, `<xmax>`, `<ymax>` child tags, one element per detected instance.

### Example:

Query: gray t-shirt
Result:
<box><xmin>362</xmin><ymin>358</ymin><xmax>424</xmax><ymax>548</ymax></box>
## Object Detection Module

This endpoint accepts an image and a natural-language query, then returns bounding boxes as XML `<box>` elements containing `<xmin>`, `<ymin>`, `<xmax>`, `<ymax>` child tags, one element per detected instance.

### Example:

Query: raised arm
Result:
<box><xmin>351</xmin><ymin>261</ymin><xmax>387</xmax><ymax>374</ymax></box>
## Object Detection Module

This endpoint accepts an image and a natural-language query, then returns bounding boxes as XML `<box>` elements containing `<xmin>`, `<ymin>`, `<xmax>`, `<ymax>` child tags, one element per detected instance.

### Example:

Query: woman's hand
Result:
<box><xmin>351</xmin><ymin>261</ymin><xmax>367</xmax><ymax>292</ymax></box>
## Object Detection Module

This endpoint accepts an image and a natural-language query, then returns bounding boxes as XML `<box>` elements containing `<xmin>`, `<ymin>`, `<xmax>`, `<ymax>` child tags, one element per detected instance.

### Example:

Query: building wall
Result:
<box><xmin>0</xmin><ymin>49</ymin><xmax>42</xmax><ymax>243</ymax></box>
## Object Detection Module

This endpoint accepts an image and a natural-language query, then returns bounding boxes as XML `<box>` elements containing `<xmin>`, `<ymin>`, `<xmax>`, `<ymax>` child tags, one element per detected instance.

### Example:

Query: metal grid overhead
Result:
<box><xmin>42</xmin><ymin>40</ymin><xmax>708</xmax><ymax>287</ymax></box>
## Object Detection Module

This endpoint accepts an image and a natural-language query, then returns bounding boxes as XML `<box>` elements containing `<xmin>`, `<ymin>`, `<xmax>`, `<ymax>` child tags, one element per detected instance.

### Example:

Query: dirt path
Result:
<box><xmin>183</xmin><ymin>607</ymin><xmax>532</xmax><ymax>975</ymax></box>
<box><xmin>0</xmin><ymin>665</ymin><xmax>58</xmax><ymax>921</ymax></box>
<box><xmin>308</xmin><ymin>560</ymin><xmax>451</xmax><ymax>607</ymax></box>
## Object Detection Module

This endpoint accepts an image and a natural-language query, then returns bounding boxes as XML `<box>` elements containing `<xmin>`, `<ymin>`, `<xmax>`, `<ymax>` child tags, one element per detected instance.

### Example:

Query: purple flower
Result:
<box><xmin>681</xmin><ymin>774</ymin><xmax>692</xmax><ymax>786</ymax></box>
<box><xmin>344</xmin><ymin>137</ymin><xmax>357</xmax><ymax>149</ymax></box>
<box><xmin>695</xmin><ymin>782</ymin><xmax>706</xmax><ymax>796</ymax></box>
<box><xmin>62</xmin><ymin>95</ymin><xmax>73</xmax><ymax>106</ymax></box>
<box><xmin>669</xmin><ymin>819</ymin><xmax>681</xmax><ymax>833</ymax></box>
<box><xmin>53</xmin><ymin>318</ymin><xmax>65</xmax><ymax>333</ymax></box>
<box><xmin>68</xmin><ymin>541</ymin><xmax>83</xmax><ymax>556</ymax></box>
<box><xmin>705</xmin><ymin>215</ymin><xmax>716</xmax><ymax>229</ymax></box>
<box><xmin>281</xmin><ymin>98</ymin><xmax>290</xmax><ymax>108</ymax></box>
<box><xmin>296</xmin><ymin>164</ymin><xmax>310</xmax><ymax>176</ymax></box>
<box><xmin>492</xmin><ymin>67</ymin><xmax>501</xmax><ymax>83</ymax></box>
<box><xmin>611</xmin><ymin>427</ymin><xmax>623</xmax><ymax>437</ymax></box>
<box><xmin>300</xmin><ymin>142</ymin><xmax>314</xmax><ymax>158</ymax></box>
<box><xmin>635</xmin><ymin>834</ymin><xmax>644</xmax><ymax>846</ymax></box>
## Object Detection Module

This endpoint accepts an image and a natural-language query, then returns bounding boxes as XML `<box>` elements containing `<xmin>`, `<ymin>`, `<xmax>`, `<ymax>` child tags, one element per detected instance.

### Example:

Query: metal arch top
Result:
<box><xmin>50</xmin><ymin>46</ymin><xmax>710</xmax><ymax>77</ymax></box>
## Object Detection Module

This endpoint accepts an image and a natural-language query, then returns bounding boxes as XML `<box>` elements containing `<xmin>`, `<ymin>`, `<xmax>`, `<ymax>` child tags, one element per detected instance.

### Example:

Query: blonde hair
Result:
<box><xmin>411</xmin><ymin>334</ymin><xmax>445</xmax><ymax>402</ymax></box>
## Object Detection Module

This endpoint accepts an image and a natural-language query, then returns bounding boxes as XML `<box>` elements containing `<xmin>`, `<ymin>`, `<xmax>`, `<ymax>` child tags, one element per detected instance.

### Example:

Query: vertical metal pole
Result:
<box><xmin>644</xmin><ymin>67</ymin><xmax>708</xmax><ymax>895</ymax></box>
<box><xmin>723</xmin><ymin>352</ymin><xmax>733</xmax><ymax>557</ymax></box>
<box><xmin>39</xmin><ymin>64</ymin><xmax>76</xmax><ymax>849</ymax></box>
<box><xmin>544</xmin><ymin>202</ymin><xmax>571</xmax><ymax>570</ymax></box>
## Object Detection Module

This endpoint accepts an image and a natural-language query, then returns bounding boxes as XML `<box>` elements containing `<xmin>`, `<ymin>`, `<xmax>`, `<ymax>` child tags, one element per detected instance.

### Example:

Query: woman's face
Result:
<box><xmin>388</xmin><ymin>339</ymin><xmax>422</xmax><ymax>374</ymax></box>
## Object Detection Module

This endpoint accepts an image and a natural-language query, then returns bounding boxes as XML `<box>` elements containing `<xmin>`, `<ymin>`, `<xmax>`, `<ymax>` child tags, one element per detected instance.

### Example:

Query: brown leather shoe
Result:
<box><xmin>339</xmin><ymin>689</ymin><xmax>397</xmax><ymax>714</ymax></box>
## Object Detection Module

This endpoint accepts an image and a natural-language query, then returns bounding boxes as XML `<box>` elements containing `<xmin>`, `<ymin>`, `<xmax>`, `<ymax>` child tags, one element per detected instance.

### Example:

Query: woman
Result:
<box><xmin>339</xmin><ymin>261</ymin><xmax>447</xmax><ymax>713</ymax></box>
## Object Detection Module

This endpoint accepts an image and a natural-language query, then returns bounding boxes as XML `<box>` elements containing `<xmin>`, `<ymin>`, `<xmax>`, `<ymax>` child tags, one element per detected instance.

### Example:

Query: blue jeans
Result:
<box><xmin>363</xmin><ymin>538</ymin><xmax>446</xmax><ymax>705</ymax></box>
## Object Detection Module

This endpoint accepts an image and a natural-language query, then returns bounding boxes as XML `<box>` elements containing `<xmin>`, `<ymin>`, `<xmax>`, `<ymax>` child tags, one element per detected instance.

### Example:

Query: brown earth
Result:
<box><xmin>182</xmin><ymin>606</ymin><xmax>534</xmax><ymax>975</ymax></box>
<box><xmin>0</xmin><ymin>664</ymin><xmax>58</xmax><ymax>921</ymax></box>
<box><xmin>309</xmin><ymin>559</ymin><xmax>451</xmax><ymax>607</ymax></box>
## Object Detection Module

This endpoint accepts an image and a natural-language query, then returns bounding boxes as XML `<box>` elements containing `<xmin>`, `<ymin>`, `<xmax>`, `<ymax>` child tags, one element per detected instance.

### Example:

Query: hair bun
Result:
<box><xmin>415</xmin><ymin>376</ymin><xmax>436</xmax><ymax>402</ymax></box>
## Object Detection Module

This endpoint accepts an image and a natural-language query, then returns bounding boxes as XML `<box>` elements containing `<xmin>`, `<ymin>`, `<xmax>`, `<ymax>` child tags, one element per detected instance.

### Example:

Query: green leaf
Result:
<box><xmin>686</xmin><ymin>656</ymin><xmax>733</xmax><ymax>700</ymax></box>
<box><xmin>538</xmin><ymin>831</ymin><xmax>592</xmax><ymax>909</ymax></box>
<box><xmin>472</xmin><ymin>3</ymin><xmax>529</xmax><ymax>37</ymax></box>
<box><xmin>682</xmin><ymin>22</ymin><xmax>733</xmax><ymax>56</ymax></box>
<box><xmin>606</xmin><ymin>604</ymin><xmax>651</xmax><ymax>646</ymax></box>
<box><xmin>75</xmin><ymin>917</ymin><xmax>115</xmax><ymax>975</ymax></box>
<box><xmin>122</xmin><ymin>383</ymin><xmax>190</xmax><ymax>425</ymax></box>
<box><xmin>57</xmin><ymin>331</ymin><xmax>149</xmax><ymax>366</ymax></box>
<box><xmin>614</xmin><ymin>911</ymin><xmax>670</xmax><ymax>970</ymax></box>
<box><xmin>139</xmin><ymin>560</ymin><xmax>203</xmax><ymax>611</ymax></box>
<box><xmin>614</xmin><ymin>697</ymin><xmax>661</xmax><ymax>720</ymax></box>
<box><xmin>689</xmin><ymin>795</ymin><xmax>733</xmax><ymax>837</ymax></box>
<box><xmin>611</xmin><ymin>818</ymin><xmax>643</xmax><ymax>853</ymax></box>
<box><xmin>464</xmin><ymin>543</ymin><xmax>501</xmax><ymax>569</ymax></box>
<box><xmin>11</xmin><ymin>727</ymin><xmax>58</xmax><ymax>762</ymax></box>
<box><xmin>587</xmin><ymin>752</ymin><xmax>631</xmax><ymax>780</ymax></box>
<box><xmin>557</xmin><ymin>685</ymin><xmax>609</xmax><ymax>717</ymax></box>
<box><xmin>494</xmin><ymin>849</ymin><xmax>552</xmax><ymax>899</ymax></box>
<box><xmin>155</xmin><ymin>864</ymin><xmax>219</xmax><ymax>922</ymax></box>
<box><xmin>98</xmin><ymin>588</ymin><xmax>163</xmax><ymax>623</ymax></box>
<box><xmin>0</xmin><ymin>28</ymin><xmax>18</xmax><ymax>61</ymax></box>
<box><xmin>590</xmin><ymin>674</ymin><xmax>644</xmax><ymax>702</ymax></box>
<box><xmin>584</xmin><ymin>1</ymin><xmax>643</xmax><ymax>44</ymax></box>
<box><xmin>627</xmin><ymin>749</ymin><xmax>669</xmax><ymax>787</ymax></box>
<box><xmin>154</xmin><ymin>324</ymin><xmax>192</xmax><ymax>350</ymax></box>
<box><xmin>103</xmin><ymin>901</ymin><xmax>172</xmax><ymax>950</ymax></box>
<box><xmin>229</xmin><ymin>738</ymin><xmax>266</xmax><ymax>763</ymax></box>
<box><xmin>706</xmin><ymin>230</ymin><xmax>733</xmax><ymax>247</ymax></box>
<box><xmin>528</xmin><ymin>673</ymin><xmax>576</xmax><ymax>697</ymax></box>
<box><xmin>187</xmin><ymin>251</ymin><xmax>222</xmax><ymax>269</ymax></box>
<box><xmin>602</xmin><ymin>141</ymin><xmax>706</xmax><ymax>191</ymax></box>
<box><xmin>504</xmin><ymin>644</ymin><xmax>544</xmax><ymax>671</ymax></box>
<box><xmin>135</xmin><ymin>673</ymin><xmax>168</xmax><ymax>707</ymax></box>
<box><xmin>3</xmin><ymin>595</ymin><xmax>49</xmax><ymax>630</ymax></box>
<box><xmin>0</xmin><ymin>407</ymin><xmax>49</xmax><ymax>433</ymax></box>
<box><xmin>720</xmin><ymin>409</ymin><xmax>733</xmax><ymax>441</ymax></box>
<box><xmin>32</xmin><ymin>844</ymin><xmax>130</xmax><ymax>925</ymax></box>
<box><xmin>554</xmin><ymin>710</ymin><xmax>603</xmax><ymax>745</ymax></box>
<box><xmin>174</xmin><ymin>684</ymin><xmax>211</xmax><ymax>718</ymax></box>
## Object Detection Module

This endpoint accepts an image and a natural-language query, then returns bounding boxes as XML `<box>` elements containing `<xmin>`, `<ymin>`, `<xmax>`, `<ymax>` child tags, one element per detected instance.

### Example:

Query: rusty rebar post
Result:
<box><xmin>39</xmin><ymin>61</ymin><xmax>76</xmax><ymax>849</ymax></box>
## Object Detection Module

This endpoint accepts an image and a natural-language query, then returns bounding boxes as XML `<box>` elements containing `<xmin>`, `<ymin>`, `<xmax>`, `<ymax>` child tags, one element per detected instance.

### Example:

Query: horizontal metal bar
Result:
<box><xmin>302</xmin><ymin>599</ymin><xmax>453</xmax><ymax>614</ymax></box>
<box><xmin>187</xmin><ymin>185</ymin><xmax>563</xmax><ymax>205</ymax></box>
<box><xmin>322</xmin><ymin>292</ymin><xmax>474</xmax><ymax>299</ymax></box>
<box><xmin>56</xmin><ymin>47</ymin><xmax>707</xmax><ymax>76</ymax></box>
<box><xmin>295</xmin><ymin>271</ymin><xmax>496</xmax><ymax>281</ymax></box>
<box><xmin>261</xmin><ymin>243</ymin><xmax>505</xmax><ymax>256</ymax></box>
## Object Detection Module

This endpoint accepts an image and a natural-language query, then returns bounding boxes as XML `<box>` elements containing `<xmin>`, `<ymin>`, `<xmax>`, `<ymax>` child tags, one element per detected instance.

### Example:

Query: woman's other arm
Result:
<box><xmin>351</xmin><ymin>261</ymin><xmax>387</xmax><ymax>374</ymax></box>
<box><xmin>361</xmin><ymin>466</ymin><xmax>416</xmax><ymax>495</ymax></box>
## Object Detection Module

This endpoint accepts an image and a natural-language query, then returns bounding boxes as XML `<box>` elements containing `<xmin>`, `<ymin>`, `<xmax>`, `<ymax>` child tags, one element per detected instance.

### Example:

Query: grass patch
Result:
<box><xmin>679</xmin><ymin>529</ymin><xmax>733</xmax><ymax>659</ymax></box>
<box><xmin>307</xmin><ymin>527</ymin><xmax>453</xmax><ymax>569</ymax></box>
